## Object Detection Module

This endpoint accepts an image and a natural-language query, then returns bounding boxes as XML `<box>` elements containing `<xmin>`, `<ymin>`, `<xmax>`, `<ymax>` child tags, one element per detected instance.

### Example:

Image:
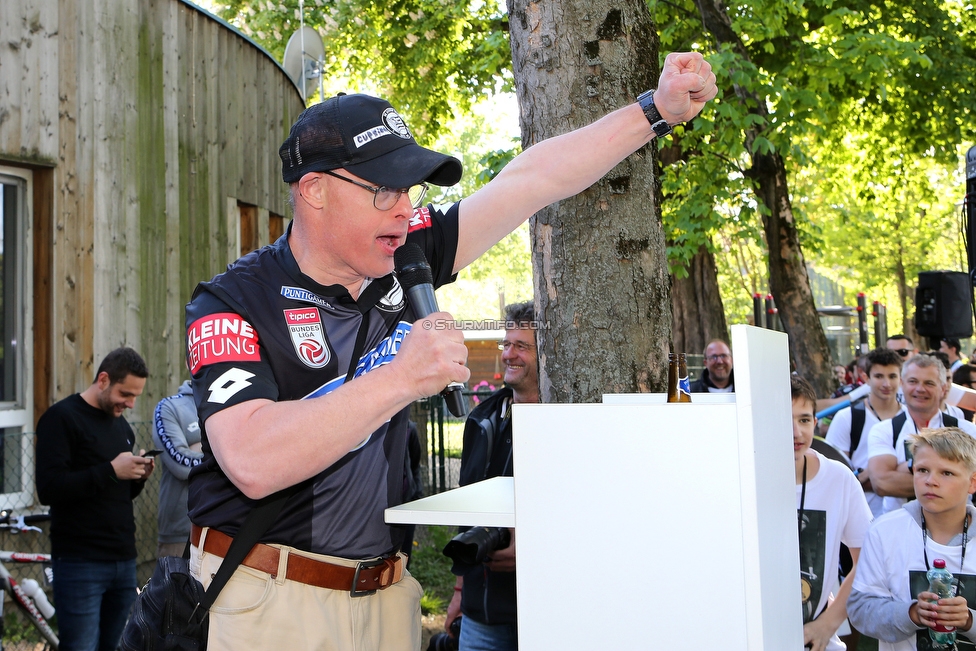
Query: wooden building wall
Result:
<box><xmin>1</xmin><ymin>0</ymin><xmax>305</xmax><ymax>424</ymax></box>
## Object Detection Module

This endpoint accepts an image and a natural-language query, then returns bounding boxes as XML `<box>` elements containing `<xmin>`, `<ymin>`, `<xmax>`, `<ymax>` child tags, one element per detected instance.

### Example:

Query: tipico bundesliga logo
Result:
<box><xmin>283</xmin><ymin>307</ymin><xmax>331</xmax><ymax>368</ymax></box>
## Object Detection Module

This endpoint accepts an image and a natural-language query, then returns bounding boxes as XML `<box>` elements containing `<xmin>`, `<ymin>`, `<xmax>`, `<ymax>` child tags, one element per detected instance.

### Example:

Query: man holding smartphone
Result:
<box><xmin>35</xmin><ymin>347</ymin><xmax>155</xmax><ymax>651</ymax></box>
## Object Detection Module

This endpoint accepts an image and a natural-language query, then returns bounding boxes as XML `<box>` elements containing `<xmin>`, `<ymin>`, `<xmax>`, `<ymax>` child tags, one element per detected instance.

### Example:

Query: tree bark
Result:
<box><xmin>671</xmin><ymin>244</ymin><xmax>729</xmax><ymax>354</ymax></box>
<box><xmin>507</xmin><ymin>0</ymin><xmax>670</xmax><ymax>402</ymax></box>
<box><xmin>693</xmin><ymin>0</ymin><xmax>836</xmax><ymax>395</ymax></box>
<box><xmin>753</xmin><ymin>150</ymin><xmax>835</xmax><ymax>392</ymax></box>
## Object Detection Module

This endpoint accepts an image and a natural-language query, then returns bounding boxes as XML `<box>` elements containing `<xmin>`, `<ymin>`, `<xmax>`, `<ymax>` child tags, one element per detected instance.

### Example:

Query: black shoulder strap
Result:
<box><xmin>478</xmin><ymin>413</ymin><xmax>496</xmax><ymax>478</ymax></box>
<box><xmin>892</xmin><ymin>412</ymin><xmax>908</xmax><ymax>448</ymax></box>
<box><xmin>944</xmin><ymin>413</ymin><xmax>959</xmax><ymax>428</ymax></box>
<box><xmin>196</xmin><ymin>484</ymin><xmax>299</xmax><ymax>612</ymax></box>
<box><xmin>849</xmin><ymin>401</ymin><xmax>867</xmax><ymax>456</ymax></box>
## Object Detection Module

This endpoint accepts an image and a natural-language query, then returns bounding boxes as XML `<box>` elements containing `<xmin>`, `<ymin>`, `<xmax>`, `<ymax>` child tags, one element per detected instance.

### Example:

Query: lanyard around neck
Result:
<box><xmin>797</xmin><ymin>456</ymin><xmax>807</xmax><ymax>539</ymax></box>
<box><xmin>922</xmin><ymin>512</ymin><xmax>970</xmax><ymax>571</ymax></box>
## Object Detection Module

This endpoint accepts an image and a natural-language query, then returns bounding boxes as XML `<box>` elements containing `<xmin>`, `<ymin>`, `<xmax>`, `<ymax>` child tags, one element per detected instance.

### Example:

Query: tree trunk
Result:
<box><xmin>507</xmin><ymin>0</ymin><xmax>670</xmax><ymax>402</ymax></box>
<box><xmin>753</xmin><ymin>150</ymin><xmax>835</xmax><ymax>393</ymax></box>
<box><xmin>693</xmin><ymin>0</ymin><xmax>835</xmax><ymax>395</ymax></box>
<box><xmin>671</xmin><ymin>244</ymin><xmax>729</xmax><ymax>354</ymax></box>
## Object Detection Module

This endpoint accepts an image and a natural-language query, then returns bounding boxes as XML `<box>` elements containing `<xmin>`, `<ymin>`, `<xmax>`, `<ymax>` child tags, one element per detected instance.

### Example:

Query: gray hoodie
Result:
<box><xmin>151</xmin><ymin>381</ymin><xmax>204</xmax><ymax>544</ymax></box>
<box><xmin>848</xmin><ymin>501</ymin><xmax>976</xmax><ymax>645</ymax></box>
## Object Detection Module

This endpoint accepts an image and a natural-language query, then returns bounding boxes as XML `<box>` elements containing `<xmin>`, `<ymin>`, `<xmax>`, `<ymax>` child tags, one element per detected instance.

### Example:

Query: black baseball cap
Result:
<box><xmin>279</xmin><ymin>94</ymin><xmax>462</xmax><ymax>188</ymax></box>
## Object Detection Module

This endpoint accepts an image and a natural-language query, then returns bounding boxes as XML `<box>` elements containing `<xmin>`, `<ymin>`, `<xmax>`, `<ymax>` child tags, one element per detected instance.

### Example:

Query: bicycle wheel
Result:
<box><xmin>8</xmin><ymin>583</ymin><xmax>58</xmax><ymax>650</ymax></box>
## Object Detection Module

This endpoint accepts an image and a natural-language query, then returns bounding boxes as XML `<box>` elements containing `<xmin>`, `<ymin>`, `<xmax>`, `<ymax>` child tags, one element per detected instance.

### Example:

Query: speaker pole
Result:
<box><xmin>753</xmin><ymin>293</ymin><xmax>764</xmax><ymax>329</ymax></box>
<box><xmin>856</xmin><ymin>293</ymin><xmax>869</xmax><ymax>355</ymax></box>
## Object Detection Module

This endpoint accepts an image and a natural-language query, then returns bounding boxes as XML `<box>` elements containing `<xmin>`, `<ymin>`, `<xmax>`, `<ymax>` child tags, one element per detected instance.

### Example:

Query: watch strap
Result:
<box><xmin>636</xmin><ymin>90</ymin><xmax>673</xmax><ymax>138</ymax></box>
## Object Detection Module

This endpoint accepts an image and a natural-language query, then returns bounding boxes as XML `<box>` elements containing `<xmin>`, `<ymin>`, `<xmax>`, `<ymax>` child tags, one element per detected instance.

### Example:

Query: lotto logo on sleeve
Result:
<box><xmin>187</xmin><ymin>313</ymin><xmax>260</xmax><ymax>374</ymax></box>
<box><xmin>408</xmin><ymin>207</ymin><xmax>432</xmax><ymax>233</ymax></box>
<box><xmin>284</xmin><ymin>308</ymin><xmax>331</xmax><ymax>369</ymax></box>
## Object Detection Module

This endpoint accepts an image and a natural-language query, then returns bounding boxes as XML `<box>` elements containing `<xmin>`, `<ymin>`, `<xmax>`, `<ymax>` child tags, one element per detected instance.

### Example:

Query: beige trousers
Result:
<box><xmin>190</xmin><ymin>531</ymin><xmax>422</xmax><ymax>651</ymax></box>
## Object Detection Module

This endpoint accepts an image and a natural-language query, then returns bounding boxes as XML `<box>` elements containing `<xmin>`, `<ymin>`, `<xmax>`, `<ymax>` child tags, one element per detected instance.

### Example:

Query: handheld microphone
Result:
<box><xmin>394</xmin><ymin>243</ymin><xmax>468</xmax><ymax>418</ymax></box>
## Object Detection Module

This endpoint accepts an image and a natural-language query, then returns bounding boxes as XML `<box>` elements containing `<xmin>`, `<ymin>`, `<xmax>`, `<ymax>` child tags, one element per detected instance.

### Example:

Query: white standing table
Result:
<box><xmin>386</xmin><ymin>324</ymin><xmax>801</xmax><ymax>650</ymax></box>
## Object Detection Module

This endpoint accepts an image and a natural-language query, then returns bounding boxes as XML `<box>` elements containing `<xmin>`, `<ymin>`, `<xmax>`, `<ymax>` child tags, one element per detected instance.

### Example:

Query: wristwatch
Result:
<box><xmin>636</xmin><ymin>90</ymin><xmax>673</xmax><ymax>138</ymax></box>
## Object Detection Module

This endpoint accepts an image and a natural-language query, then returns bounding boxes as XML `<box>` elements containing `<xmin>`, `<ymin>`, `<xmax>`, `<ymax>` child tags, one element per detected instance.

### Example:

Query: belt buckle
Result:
<box><xmin>350</xmin><ymin>558</ymin><xmax>385</xmax><ymax>597</ymax></box>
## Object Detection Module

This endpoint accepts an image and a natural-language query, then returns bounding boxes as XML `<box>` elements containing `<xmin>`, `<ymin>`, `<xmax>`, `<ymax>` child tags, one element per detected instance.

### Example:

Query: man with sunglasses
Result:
<box><xmin>887</xmin><ymin>334</ymin><xmax>918</xmax><ymax>362</ymax></box>
<box><xmin>444</xmin><ymin>301</ymin><xmax>539</xmax><ymax>651</ymax></box>
<box><xmin>183</xmin><ymin>52</ymin><xmax>717</xmax><ymax>651</ymax></box>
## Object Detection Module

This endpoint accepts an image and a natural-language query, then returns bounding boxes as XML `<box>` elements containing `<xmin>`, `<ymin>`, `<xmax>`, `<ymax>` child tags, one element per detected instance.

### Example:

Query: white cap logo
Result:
<box><xmin>382</xmin><ymin>108</ymin><xmax>412</xmax><ymax>140</ymax></box>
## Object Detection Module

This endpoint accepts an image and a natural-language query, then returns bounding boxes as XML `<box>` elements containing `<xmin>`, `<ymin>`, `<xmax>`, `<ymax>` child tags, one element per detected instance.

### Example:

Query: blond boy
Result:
<box><xmin>849</xmin><ymin>428</ymin><xmax>976</xmax><ymax>650</ymax></box>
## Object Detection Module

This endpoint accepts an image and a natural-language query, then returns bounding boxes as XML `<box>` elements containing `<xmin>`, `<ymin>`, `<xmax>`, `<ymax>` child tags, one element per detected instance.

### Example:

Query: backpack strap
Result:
<box><xmin>194</xmin><ymin>484</ymin><xmax>300</xmax><ymax>614</ymax></box>
<box><xmin>849</xmin><ymin>401</ymin><xmax>868</xmax><ymax>457</ymax></box>
<box><xmin>892</xmin><ymin>412</ymin><xmax>908</xmax><ymax>449</ymax></box>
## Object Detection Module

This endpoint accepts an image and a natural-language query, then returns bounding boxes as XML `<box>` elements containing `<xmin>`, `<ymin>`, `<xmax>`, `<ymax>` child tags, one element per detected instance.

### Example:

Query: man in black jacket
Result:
<box><xmin>445</xmin><ymin>302</ymin><xmax>539</xmax><ymax>650</ymax></box>
<box><xmin>690</xmin><ymin>339</ymin><xmax>734</xmax><ymax>393</ymax></box>
<box><xmin>36</xmin><ymin>347</ymin><xmax>154</xmax><ymax>651</ymax></box>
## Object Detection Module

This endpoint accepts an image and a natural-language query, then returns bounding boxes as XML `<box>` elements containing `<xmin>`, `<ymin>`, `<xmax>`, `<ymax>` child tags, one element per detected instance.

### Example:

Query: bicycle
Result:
<box><xmin>0</xmin><ymin>510</ymin><xmax>57</xmax><ymax>650</ymax></box>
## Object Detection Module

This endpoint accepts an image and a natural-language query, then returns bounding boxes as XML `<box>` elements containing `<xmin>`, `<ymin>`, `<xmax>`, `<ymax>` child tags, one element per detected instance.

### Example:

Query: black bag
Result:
<box><xmin>120</xmin><ymin>556</ymin><xmax>208</xmax><ymax>651</ymax></box>
<box><xmin>120</xmin><ymin>487</ymin><xmax>296</xmax><ymax>651</ymax></box>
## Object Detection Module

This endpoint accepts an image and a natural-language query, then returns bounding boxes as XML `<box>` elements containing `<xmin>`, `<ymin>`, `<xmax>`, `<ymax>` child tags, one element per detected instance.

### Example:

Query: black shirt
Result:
<box><xmin>185</xmin><ymin>204</ymin><xmax>458</xmax><ymax>558</ymax></box>
<box><xmin>35</xmin><ymin>394</ymin><xmax>143</xmax><ymax>561</ymax></box>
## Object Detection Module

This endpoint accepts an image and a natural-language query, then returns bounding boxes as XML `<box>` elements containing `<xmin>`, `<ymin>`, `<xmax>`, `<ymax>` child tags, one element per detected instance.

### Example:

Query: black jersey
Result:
<box><xmin>185</xmin><ymin>204</ymin><xmax>458</xmax><ymax>558</ymax></box>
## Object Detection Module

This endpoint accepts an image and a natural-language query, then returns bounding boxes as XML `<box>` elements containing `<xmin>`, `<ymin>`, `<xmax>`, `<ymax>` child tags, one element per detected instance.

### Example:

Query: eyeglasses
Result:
<box><xmin>499</xmin><ymin>341</ymin><xmax>536</xmax><ymax>353</ymax></box>
<box><xmin>705</xmin><ymin>354</ymin><xmax>731</xmax><ymax>362</ymax></box>
<box><xmin>893</xmin><ymin>348</ymin><xmax>911</xmax><ymax>357</ymax></box>
<box><xmin>322</xmin><ymin>170</ymin><xmax>428</xmax><ymax>211</ymax></box>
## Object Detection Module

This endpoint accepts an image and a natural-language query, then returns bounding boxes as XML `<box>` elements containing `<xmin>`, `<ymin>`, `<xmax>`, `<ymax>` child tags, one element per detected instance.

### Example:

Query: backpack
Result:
<box><xmin>120</xmin><ymin>486</ymin><xmax>295</xmax><ymax>651</ymax></box>
<box><xmin>890</xmin><ymin>412</ymin><xmax>958</xmax><ymax>447</ymax></box>
<box><xmin>120</xmin><ymin>556</ymin><xmax>208</xmax><ymax>651</ymax></box>
<box><xmin>849</xmin><ymin>401</ymin><xmax>868</xmax><ymax>458</ymax></box>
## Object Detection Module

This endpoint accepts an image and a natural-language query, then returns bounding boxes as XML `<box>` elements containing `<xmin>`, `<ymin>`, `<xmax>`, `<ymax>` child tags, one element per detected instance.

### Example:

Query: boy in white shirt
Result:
<box><xmin>792</xmin><ymin>375</ymin><xmax>873</xmax><ymax>651</ymax></box>
<box><xmin>849</xmin><ymin>427</ymin><xmax>976</xmax><ymax>650</ymax></box>
<box><xmin>826</xmin><ymin>347</ymin><xmax>905</xmax><ymax>516</ymax></box>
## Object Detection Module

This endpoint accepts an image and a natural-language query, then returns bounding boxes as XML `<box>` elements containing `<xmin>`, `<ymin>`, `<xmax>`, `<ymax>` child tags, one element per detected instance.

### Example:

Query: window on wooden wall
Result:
<box><xmin>0</xmin><ymin>167</ymin><xmax>34</xmax><ymax>510</ymax></box>
<box><xmin>269</xmin><ymin>212</ymin><xmax>285</xmax><ymax>243</ymax></box>
<box><xmin>231</xmin><ymin>201</ymin><xmax>289</xmax><ymax>261</ymax></box>
<box><xmin>239</xmin><ymin>203</ymin><xmax>259</xmax><ymax>257</ymax></box>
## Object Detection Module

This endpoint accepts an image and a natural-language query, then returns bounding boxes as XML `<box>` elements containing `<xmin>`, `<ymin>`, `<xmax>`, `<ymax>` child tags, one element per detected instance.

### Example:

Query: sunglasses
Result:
<box><xmin>893</xmin><ymin>348</ymin><xmax>911</xmax><ymax>357</ymax></box>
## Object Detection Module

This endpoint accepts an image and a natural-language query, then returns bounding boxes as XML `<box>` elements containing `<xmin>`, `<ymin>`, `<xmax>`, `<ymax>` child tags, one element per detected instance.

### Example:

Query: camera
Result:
<box><xmin>442</xmin><ymin>527</ymin><xmax>511</xmax><ymax>574</ymax></box>
<box><xmin>426</xmin><ymin>616</ymin><xmax>461</xmax><ymax>651</ymax></box>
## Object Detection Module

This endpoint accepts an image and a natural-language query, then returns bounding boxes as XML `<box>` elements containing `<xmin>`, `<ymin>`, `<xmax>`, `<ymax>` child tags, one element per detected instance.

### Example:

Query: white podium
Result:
<box><xmin>386</xmin><ymin>325</ymin><xmax>802</xmax><ymax>650</ymax></box>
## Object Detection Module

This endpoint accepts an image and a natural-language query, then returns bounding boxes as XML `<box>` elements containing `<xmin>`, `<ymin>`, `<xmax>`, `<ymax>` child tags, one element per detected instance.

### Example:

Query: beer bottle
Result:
<box><xmin>677</xmin><ymin>353</ymin><xmax>692</xmax><ymax>403</ymax></box>
<box><xmin>667</xmin><ymin>353</ymin><xmax>680</xmax><ymax>402</ymax></box>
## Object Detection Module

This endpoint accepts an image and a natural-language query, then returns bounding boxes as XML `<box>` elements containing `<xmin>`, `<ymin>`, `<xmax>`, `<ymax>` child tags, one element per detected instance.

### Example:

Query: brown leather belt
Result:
<box><xmin>190</xmin><ymin>524</ymin><xmax>403</xmax><ymax>596</ymax></box>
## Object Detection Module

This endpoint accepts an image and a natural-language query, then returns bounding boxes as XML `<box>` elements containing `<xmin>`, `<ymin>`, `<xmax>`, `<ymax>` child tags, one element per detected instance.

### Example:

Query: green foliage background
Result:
<box><xmin>204</xmin><ymin>0</ymin><xmax>976</xmax><ymax>341</ymax></box>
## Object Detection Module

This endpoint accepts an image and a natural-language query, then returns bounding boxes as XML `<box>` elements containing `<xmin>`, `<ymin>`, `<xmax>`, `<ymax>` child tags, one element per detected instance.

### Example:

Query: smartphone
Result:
<box><xmin>142</xmin><ymin>449</ymin><xmax>163</xmax><ymax>458</ymax></box>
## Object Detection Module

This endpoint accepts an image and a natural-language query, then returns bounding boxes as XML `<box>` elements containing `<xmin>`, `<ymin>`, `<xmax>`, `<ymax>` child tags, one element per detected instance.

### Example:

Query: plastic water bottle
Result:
<box><xmin>927</xmin><ymin>559</ymin><xmax>957</xmax><ymax>647</ymax></box>
<box><xmin>20</xmin><ymin>579</ymin><xmax>55</xmax><ymax>619</ymax></box>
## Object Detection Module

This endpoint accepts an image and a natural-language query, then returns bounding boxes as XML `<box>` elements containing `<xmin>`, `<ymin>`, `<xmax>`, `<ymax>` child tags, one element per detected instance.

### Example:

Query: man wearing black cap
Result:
<box><xmin>184</xmin><ymin>51</ymin><xmax>717</xmax><ymax>651</ymax></box>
